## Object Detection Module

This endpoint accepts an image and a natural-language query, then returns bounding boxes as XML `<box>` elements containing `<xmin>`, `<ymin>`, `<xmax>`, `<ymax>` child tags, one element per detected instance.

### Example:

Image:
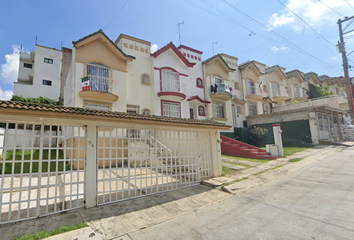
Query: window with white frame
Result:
<box><xmin>87</xmin><ymin>63</ymin><xmax>111</xmax><ymax>92</ymax></box>
<box><xmin>161</xmin><ymin>69</ymin><xmax>179</xmax><ymax>92</ymax></box>
<box><xmin>213</xmin><ymin>102</ymin><xmax>225</xmax><ymax>119</ymax></box>
<box><xmin>247</xmin><ymin>79</ymin><xmax>255</xmax><ymax>95</ymax></box>
<box><xmin>249</xmin><ymin>103</ymin><xmax>257</xmax><ymax>116</ymax></box>
<box><xmin>212</xmin><ymin>76</ymin><xmax>223</xmax><ymax>86</ymax></box>
<box><xmin>85</xmin><ymin>102</ymin><xmax>110</xmax><ymax>111</ymax></box>
<box><xmin>162</xmin><ymin>101</ymin><xmax>180</xmax><ymax>118</ymax></box>
<box><xmin>272</xmin><ymin>82</ymin><xmax>279</xmax><ymax>96</ymax></box>
<box><xmin>127</xmin><ymin>104</ymin><xmax>140</xmax><ymax>114</ymax></box>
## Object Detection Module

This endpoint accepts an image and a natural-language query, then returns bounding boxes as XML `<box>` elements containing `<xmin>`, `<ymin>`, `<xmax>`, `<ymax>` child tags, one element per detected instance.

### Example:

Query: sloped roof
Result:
<box><xmin>265</xmin><ymin>65</ymin><xmax>287</xmax><ymax>78</ymax></box>
<box><xmin>203</xmin><ymin>54</ymin><xmax>236</xmax><ymax>71</ymax></box>
<box><xmin>286</xmin><ymin>69</ymin><xmax>303</xmax><ymax>78</ymax></box>
<box><xmin>238</xmin><ymin>61</ymin><xmax>263</xmax><ymax>75</ymax></box>
<box><xmin>318</xmin><ymin>75</ymin><xmax>331</xmax><ymax>83</ymax></box>
<box><xmin>0</xmin><ymin>101</ymin><xmax>229</xmax><ymax>128</ymax></box>
<box><xmin>187</xmin><ymin>95</ymin><xmax>211</xmax><ymax>104</ymax></box>
<box><xmin>72</xmin><ymin>29</ymin><xmax>135</xmax><ymax>60</ymax></box>
<box><xmin>151</xmin><ymin>42</ymin><xmax>195</xmax><ymax>67</ymax></box>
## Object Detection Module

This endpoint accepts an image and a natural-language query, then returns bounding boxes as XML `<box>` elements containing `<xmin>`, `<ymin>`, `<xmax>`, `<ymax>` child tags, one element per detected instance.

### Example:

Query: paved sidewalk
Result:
<box><xmin>203</xmin><ymin>144</ymin><xmax>349</xmax><ymax>194</ymax></box>
<box><xmin>1</xmin><ymin>144</ymin><xmax>350</xmax><ymax>240</ymax></box>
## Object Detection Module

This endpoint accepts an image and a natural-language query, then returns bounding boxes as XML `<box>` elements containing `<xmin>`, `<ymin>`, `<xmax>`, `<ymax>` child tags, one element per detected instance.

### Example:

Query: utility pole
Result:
<box><xmin>178</xmin><ymin>21</ymin><xmax>184</xmax><ymax>45</ymax></box>
<box><xmin>338</xmin><ymin>16</ymin><xmax>354</xmax><ymax>122</ymax></box>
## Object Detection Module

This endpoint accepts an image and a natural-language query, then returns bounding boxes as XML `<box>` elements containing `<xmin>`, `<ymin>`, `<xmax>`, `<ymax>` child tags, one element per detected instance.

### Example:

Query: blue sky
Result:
<box><xmin>1</xmin><ymin>0</ymin><xmax>354</xmax><ymax>100</ymax></box>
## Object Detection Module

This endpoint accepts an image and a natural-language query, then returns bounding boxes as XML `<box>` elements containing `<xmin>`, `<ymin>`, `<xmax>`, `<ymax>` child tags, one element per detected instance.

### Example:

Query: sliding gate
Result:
<box><xmin>96</xmin><ymin>127</ymin><xmax>212</xmax><ymax>205</ymax></box>
<box><xmin>0</xmin><ymin>122</ymin><xmax>86</xmax><ymax>224</ymax></box>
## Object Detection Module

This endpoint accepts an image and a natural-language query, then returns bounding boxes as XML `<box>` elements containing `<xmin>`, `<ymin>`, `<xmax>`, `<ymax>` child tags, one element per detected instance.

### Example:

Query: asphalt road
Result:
<box><xmin>129</xmin><ymin>146</ymin><xmax>354</xmax><ymax>240</ymax></box>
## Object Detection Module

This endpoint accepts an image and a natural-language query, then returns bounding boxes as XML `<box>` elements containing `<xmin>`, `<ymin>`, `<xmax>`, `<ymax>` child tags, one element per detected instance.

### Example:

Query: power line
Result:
<box><xmin>104</xmin><ymin>0</ymin><xmax>130</xmax><ymax>30</ymax></box>
<box><xmin>343</xmin><ymin>0</ymin><xmax>354</xmax><ymax>11</ymax></box>
<box><xmin>219</xmin><ymin>0</ymin><xmax>341</xmax><ymax>74</ymax></box>
<box><xmin>0</xmin><ymin>25</ymin><xmax>61</xmax><ymax>49</ymax></box>
<box><xmin>319</xmin><ymin>0</ymin><xmax>345</xmax><ymax>17</ymax></box>
<box><xmin>276</xmin><ymin>0</ymin><xmax>336</xmax><ymax>48</ymax></box>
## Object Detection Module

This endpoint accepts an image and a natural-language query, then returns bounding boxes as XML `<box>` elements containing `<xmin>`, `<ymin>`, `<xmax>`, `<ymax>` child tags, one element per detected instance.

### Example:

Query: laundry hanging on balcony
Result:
<box><xmin>81</xmin><ymin>76</ymin><xmax>90</xmax><ymax>91</ymax></box>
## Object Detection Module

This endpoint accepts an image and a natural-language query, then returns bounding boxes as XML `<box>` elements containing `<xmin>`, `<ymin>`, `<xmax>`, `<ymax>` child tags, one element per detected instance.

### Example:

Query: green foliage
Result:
<box><xmin>222</xmin><ymin>166</ymin><xmax>234</xmax><ymax>176</ymax></box>
<box><xmin>289</xmin><ymin>158</ymin><xmax>304</xmax><ymax>162</ymax></box>
<box><xmin>249</xmin><ymin>126</ymin><xmax>268</xmax><ymax>147</ymax></box>
<box><xmin>308</xmin><ymin>83</ymin><xmax>332</xmax><ymax>99</ymax></box>
<box><xmin>10</xmin><ymin>95</ymin><xmax>62</xmax><ymax>105</ymax></box>
<box><xmin>14</xmin><ymin>222</ymin><xmax>88</xmax><ymax>240</ymax></box>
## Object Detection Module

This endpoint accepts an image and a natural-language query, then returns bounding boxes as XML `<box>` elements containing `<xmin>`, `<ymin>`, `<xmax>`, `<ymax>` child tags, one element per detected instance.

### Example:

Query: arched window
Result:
<box><xmin>142</xmin><ymin>108</ymin><xmax>151</xmax><ymax>115</ymax></box>
<box><xmin>196</xmin><ymin>78</ymin><xmax>203</xmax><ymax>88</ymax></box>
<box><xmin>198</xmin><ymin>106</ymin><xmax>206</xmax><ymax>116</ymax></box>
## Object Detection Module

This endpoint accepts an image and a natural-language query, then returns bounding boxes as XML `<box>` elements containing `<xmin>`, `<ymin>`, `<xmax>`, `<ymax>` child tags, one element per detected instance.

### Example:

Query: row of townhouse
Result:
<box><xmin>14</xmin><ymin>29</ymin><xmax>353</xmax><ymax>144</ymax></box>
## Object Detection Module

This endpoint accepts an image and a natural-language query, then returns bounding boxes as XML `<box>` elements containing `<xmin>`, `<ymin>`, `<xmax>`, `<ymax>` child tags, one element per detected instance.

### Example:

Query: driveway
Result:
<box><xmin>130</xmin><ymin>146</ymin><xmax>354</xmax><ymax>240</ymax></box>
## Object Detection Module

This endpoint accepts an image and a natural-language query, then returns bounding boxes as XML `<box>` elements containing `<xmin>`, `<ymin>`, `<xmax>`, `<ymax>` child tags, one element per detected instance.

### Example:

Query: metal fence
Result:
<box><xmin>0</xmin><ymin>122</ymin><xmax>86</xmax><ymax>224</ymax></box>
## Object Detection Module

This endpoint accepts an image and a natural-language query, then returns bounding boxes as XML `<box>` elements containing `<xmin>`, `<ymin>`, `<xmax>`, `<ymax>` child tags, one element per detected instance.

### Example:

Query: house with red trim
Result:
<box><xmin>151</xmin><ymin>42</ymin><xmax>210</xmax><ymax>119</ymax></box>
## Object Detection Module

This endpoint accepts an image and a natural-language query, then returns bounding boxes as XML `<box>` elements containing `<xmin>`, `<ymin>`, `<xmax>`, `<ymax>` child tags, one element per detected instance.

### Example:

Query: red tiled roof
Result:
<box><xmin>151</xmin><ymin>42</ymin><xmax>196</xmax><ymax>68</ymax></box>
<box><xmin>0</xmin><ymin>101</ymin><xmax>229</xmax><ymax>128</ymax></box>
<box><xmin>187</xmin><ymin>95</ymin><xmax>211</xmax><ymax>104</ymax></box>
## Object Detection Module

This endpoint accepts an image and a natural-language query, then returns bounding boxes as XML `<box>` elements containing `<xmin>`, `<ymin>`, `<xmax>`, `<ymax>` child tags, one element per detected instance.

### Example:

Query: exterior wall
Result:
<box><xmin>153</xmin><ymin>47</ymin><xmax>205</xmax><ymax>119</ymax></box>
<box><xmin>118</xmin><ymin>36</ymin><xmax>154</xmax><ymax>114</ymax></box>
<box><xmin>17</xmin><ymin>52</ymin><xmax>34</xmax><ymax>81</ymax></box>
<box><xmin>14</xmin><ymin>46</ymin><xmax>62</xmax><ymax>100</ymax></box>
<box><xmin>204</xmin><ymin>55</ymin><xmax>243</xmax><ymax>131</ymax></box>
<box><xmin>64</xmin><ymin>48</ymin><xmax>76</xmax><ymax>107</ymax></box>
<box><xmin>60</xmin><ymin>48</ymin><xmax>72</xmax><ymax>99</ymax></box>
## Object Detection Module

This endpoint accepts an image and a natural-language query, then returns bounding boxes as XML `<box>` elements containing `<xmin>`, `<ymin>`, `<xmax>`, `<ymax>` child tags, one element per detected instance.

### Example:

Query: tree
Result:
<box><xmin>308</xmin><ymin>83</ymin><xmax>332</xmax><ymax>99</ymax></box>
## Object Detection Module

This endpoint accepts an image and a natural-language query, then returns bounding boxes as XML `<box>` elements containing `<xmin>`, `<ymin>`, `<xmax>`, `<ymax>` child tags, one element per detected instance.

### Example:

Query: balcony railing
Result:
<box><xmin>211</xmin><ymin>83</ymin><xmax>231</xmax><ymax>94</ymax></box>
<box><xmin>247</xmin><ymin>86</ymin><xmax>256</xmax><ymax>96</ymax></box>
<box><xmin>81</xmin><ymin>75</ymin><xmax>112</xmax><ymax>93</ymax></box>
<box><xmin>160</xmin><ymin>79</ymin><xmax>185</xmax><ymax>92</ymax></box>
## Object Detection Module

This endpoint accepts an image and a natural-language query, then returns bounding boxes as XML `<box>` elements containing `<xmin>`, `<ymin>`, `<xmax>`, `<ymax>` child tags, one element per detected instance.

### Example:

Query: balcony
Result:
<box><xmin>210</xmin><ymin>83</ymin><xmax>232</xmax><ymax>101</ymax></box>
<box><xmin>294</xmin><ymin>88</ymin><xmax>307</xmax><ymax>101</ymax></box>
<box><xmin>246</xmin><ymin>86</ymin><xmax>263</xmax><ymax>101</ymax></box>
<box><xmin>79</xmin><ymin>75</ymin><xmax>118</xmax><ymax>103</ymax></box>
<box><xmin>273</xmin><ymin>85</ymin><xmax>288</xmax><ymax>102</ymax></box>
<box><xmin>157</xmin><ymin>79</ymin><xmax>186</xmax><ymax>101</ymax></box>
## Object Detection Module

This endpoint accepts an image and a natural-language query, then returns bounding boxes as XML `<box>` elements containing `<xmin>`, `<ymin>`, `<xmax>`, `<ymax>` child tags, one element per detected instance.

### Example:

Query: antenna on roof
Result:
<box><xmin>61</xmin><ymin>41</ymin><xmax>63</xmax><ymax>49</ymax></box>
<box><xmin>35</xmin><ymin>35</ymin><xmax>37</xmax><ymax>45</ymax></box>
<box><xmin>212</xmin><ymin>41</ymin><xmax>218</xmax><ymax>55</ymax></box>
<box><xmin>178</xmin><ymin>21</ymin><xmax>184</xmax><ymax>45</ymax></box>
<box><xmin>20</xmin><ymin>44</ymin><xmax>22</xmax><ymax>53</ymax></box>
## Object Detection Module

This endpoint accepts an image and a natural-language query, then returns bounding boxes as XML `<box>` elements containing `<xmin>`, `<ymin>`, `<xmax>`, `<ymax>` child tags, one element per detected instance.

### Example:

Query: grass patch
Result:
<box><xmin>253</xmin><ymin>169</ymin><xmax>268</xmax><ymax>176</ymax></box>
<box><xmin>222</xmin><ymin>155</ymin><xmax>271</xmax><ymax>163</ymax></box>
<box><xmin>271</xmin><ymin>165</ymin><xmax>283</xmax><ymax>170</ymax></box>
<box><xmin>283</xmin><ymin>147</ymin><xmax>311</xmax><ymax>157</ymax></box>
<box><xmin>222</xmin><ymin>166</ymin><xmax>234</xmax><ymax>176</ymax></box>
<box><xmin>14</xmin><ymin>222</ymin><xmax>88</xmax><ymax>240</ymax></box>
<box><xmin>0</xmin><ymin>150</ymin><xmax>70</xmax><ymax>174</ymax></box>
<box><xmin>289</xmin><ymin>157</ymin><xmax>304</xmax><ymax>162</ymax></box>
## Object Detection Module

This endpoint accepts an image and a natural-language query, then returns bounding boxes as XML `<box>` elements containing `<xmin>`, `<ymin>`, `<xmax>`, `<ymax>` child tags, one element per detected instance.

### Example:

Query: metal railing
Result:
<box><xmin>160</xmin><ymin>79</ymin><xmax>185</xmax><ymax>93</ymax></box>
<box><xmin>211</xmin><ymin>83</ymin><xmax>231</xmax><ymax>94</ymax></box>
<box><xmin>81</xmin><ymin>75</ymin><xmax>112</xmax><ymax>93</ymax></box>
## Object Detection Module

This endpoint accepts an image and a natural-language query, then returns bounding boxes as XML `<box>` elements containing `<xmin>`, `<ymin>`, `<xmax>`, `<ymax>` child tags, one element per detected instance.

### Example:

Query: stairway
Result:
<box><xmin>220</xmin><ymin>135</ymin><xmax>277</xmax><ymax>160</ymax></box>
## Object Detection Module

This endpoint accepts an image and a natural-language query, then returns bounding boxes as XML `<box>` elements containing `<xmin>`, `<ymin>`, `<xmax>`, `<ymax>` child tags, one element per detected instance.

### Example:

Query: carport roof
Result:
<box><xmin>0</xmin><ymin>101</ymin><xmax>230</xmax><ymax>129</ymax></box>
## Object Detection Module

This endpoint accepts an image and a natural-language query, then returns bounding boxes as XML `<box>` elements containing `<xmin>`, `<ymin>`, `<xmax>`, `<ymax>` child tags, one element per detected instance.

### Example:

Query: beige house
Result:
<box><xmin>203</xmin><ymin>54</ymin><xmax>246</xmax><ymax>130</ymax></box>
<box><xmin>286</xmin><ymin>69</ymin><xmax>308</xmax><ymax>101</ymax></box>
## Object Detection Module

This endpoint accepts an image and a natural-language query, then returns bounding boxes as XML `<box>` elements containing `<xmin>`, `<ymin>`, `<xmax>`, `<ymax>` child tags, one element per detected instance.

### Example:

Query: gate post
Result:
<box><xmin>85</xmin><ymin>124</ymin><xmax>97</xmax><ymax>208</ymax></box>
<box><xmin>210</xmin><ymin>130</ymin><xmax>222</xmax><ymax>177</ymax></box>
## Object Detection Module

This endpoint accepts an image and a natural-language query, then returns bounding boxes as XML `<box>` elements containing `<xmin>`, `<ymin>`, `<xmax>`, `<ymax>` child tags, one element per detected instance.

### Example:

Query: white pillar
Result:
<box><xmin>272</xmin><ymin>124</ymin><xmax>284</xmax><ymax>157</ymax></box>
<box><xmin>85</xmin><ymin>124</ymin><xmax>97</xmax><ymax>208</ymax></box>
<box><xmin>210</xmin><ymin>130</ymin><xmax>222</xmax><ymax>177</ymax></box>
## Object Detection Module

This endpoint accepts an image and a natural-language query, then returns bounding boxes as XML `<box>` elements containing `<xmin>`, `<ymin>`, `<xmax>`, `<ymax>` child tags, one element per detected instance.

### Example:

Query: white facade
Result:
<box><xmin>14</xmin><ymin>45</ymin><xmax>62</xmax><ymax>101</ymax></box>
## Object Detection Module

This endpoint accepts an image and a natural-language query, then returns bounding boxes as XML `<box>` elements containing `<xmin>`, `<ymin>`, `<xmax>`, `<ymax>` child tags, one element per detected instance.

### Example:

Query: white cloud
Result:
<box><xmin>150</xmin><ymin>44</ymin><xmax>158</xmax><ymax>53</ymax></box>
<box><xmin>0</xmin><ymin>87</ymin><xmax>13</xmax><ymax>100</ymax></box>
<box><xmin>268</xmin><ymin>0</ymin><xmax>354</xmax><ymax>32</ymax></box>
<box><xmin>271</xmin><ymin>45</ymin><xmax>289</xmax><ymax>53</ymax></box>
<box><xmin>0</xmin><ymin>45</ymin><xmax>20</xmax><ymax>84</ymax></box>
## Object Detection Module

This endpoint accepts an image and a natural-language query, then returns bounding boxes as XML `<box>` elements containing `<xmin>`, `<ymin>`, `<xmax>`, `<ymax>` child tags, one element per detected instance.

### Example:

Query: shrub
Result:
<box><xmin>249</xmin><ymin>126</ymin><xmax>268</xmax><ymax>147</ymax></box>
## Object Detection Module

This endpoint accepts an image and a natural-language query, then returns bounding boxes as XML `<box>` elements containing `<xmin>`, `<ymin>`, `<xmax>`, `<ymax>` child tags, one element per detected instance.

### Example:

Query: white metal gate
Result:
<box><xmin>0</xmin><ymin>122</ymin><xmax>86</xmax><ymax>224</ymax></box>
<box><xmin>96</xmin><ymin>127</ymin><xmax>212</xmax><ymax>205</ymax></box>
<box><xmin>317</xmin><ymin>113</ymin><xmax>330</xmax><ymax>140</ymax></box>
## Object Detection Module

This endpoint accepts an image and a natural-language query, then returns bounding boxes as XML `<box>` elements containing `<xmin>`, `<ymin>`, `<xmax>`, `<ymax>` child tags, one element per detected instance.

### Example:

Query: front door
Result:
<box><xmin>318</xmin><ymin>113</ymin><xmax>329</xmax><ymax>140</ymax></box>
<box><xmin>190</xmin><ymin>108</ymin><xmax>194</xmax><ymax>119</ymax></box>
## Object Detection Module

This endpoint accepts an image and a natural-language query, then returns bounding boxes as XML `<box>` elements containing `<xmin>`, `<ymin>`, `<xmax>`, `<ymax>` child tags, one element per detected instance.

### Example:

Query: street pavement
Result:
<box><xmin>129</xmin><ymin>146</ymin><xmax>354</xmax><ymax>240</ymax></box>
